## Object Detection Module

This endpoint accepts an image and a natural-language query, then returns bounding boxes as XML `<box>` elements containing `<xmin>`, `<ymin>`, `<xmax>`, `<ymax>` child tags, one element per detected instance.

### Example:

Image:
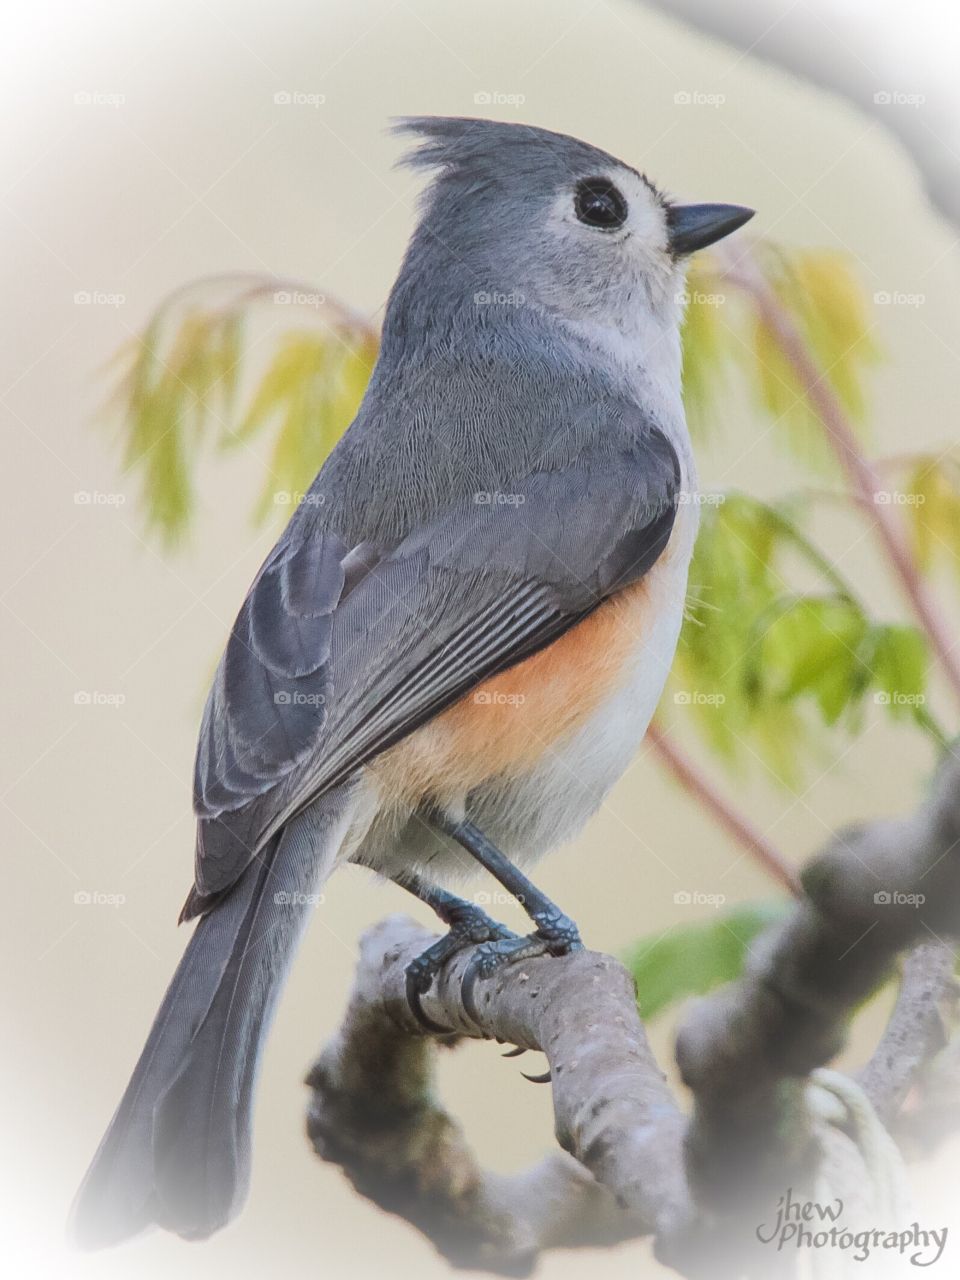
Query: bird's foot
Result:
<box><xmin>460</xmin><ymin>907</ymin><xmax>583</xmax><ymax>1026</ymax></box>
<box><xmin>405</xmin><ymin>903</ymin><xmax>516</xmax><ymax>1034</ymax></box>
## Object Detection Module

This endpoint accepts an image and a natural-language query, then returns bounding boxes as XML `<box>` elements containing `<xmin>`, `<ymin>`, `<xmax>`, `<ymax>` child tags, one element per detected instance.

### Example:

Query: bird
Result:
<box><xmin>71</xmin><ymin>116</ymin><xmax>753</xmax><ymax>1247</ymax></box>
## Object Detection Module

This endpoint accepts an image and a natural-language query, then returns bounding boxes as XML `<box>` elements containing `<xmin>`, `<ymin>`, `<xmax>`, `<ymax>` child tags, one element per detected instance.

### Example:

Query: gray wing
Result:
<box><xmin>188</xmin><ymin>429</ymin><xmax>680</xmax><ymax>909</ymax></box>
<box><xmin>193</xmin><ymin>531</ymin><xmax>346</xmax><ymax>816</ymax></box>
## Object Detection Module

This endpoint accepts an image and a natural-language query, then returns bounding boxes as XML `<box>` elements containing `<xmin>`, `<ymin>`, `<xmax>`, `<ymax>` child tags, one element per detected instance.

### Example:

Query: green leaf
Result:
<box><xmin>624</xmin><ymin>902</ymin><xmax>788</xmax><ymax>1019</ymax></box>
<box><xmin>105</xmin><ymin>277</ymin><xmax>378</xmax><ymax>543</ymax></box>
<box><xmin>865</xmin><ymin>624</ymin><xmax>930</xmax><ymax>726</ymax></box>
<box><xmin>671</xmin><ymin>495</ymin><xmax>834</xmax><ymax>778</ymax></box>
<box><xmin>670</xmin><ymin>493</ymin><xmax>938</xmax><ymax>780</ymax></box>
<box><xmin>902</xmin><ymin>455</ymin><xmax>960</xmax><ymax>575</ymax></box>
<box><xmin>747</xmin><ymin>247</ymin><xmax>881</xmax><ymax>473</ymax></box>
<box><xmin>678</xmin><ymin>247</ymin><xmax>879</xmax><ymax>475</ymax></box>
<box><xmin>757</xmin><ymin>596</ymin><xmax>869</xmax><ymax>725</ymax></box>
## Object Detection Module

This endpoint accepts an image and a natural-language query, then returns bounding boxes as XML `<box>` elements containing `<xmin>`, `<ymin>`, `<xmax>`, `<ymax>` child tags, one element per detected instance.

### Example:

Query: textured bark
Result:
<box><xmin>306</xmin><ymin>917</ymin><xmax>690</xmax><ymax>1273</ymax></box>
<box><xmin>859</xmin><ymin>941</ymin><xmax>957</xmax><ymax>1127</ymax></box>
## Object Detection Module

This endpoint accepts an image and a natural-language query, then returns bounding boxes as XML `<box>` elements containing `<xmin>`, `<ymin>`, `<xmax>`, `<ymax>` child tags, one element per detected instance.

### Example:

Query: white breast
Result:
<box><xmin>464</xmin><ymin>536</ymin><xmax>692</xmax><ymax>871</ymax></box>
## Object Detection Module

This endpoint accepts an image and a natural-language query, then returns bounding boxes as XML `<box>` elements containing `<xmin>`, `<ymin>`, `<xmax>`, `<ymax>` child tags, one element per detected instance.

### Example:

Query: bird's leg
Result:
<box><xmin>427</xmin><ymin>810</ymin><xmax>583</xmax><ymax>1024</ymax></box>
<box><xmin>394</xmin><ymin>871</ymin><xmax>516</xmax><ymax>1033</ymax></box>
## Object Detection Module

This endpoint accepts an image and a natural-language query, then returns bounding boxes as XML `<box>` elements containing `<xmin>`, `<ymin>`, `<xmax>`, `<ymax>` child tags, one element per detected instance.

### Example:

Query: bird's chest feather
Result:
<box><xmin>371</xmin><ymin>501</ymin><xmax>696</xmax><ymax>810</ymax></box>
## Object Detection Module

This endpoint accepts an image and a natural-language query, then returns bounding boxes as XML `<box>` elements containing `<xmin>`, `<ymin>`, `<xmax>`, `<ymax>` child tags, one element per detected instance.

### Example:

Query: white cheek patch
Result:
<box><xmin>547</xmin><ymin>169</ymin><xmax>669</xmax><ymax>273</ymax></box>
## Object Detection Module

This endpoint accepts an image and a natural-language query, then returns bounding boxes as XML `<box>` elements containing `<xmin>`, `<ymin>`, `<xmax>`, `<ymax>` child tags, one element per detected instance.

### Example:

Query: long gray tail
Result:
<box><xmin>70</xmin><ymin>789</ymin><xmax>352</xmax><ymax>1248</ymax></box>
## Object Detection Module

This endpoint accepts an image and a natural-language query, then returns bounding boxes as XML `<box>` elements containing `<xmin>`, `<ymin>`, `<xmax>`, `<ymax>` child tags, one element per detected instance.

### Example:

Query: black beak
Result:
<box><xmin>666</xmin><ymin>203</ymin><xmax>755</xmax><ymax>256</ymax></box>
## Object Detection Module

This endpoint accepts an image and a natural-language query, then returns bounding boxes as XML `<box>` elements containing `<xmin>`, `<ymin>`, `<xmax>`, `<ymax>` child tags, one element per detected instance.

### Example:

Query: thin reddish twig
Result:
<box><xmin>647</xmin><ymin>720</ymin><xmax>802</xmax><ymax>898</ymax></box>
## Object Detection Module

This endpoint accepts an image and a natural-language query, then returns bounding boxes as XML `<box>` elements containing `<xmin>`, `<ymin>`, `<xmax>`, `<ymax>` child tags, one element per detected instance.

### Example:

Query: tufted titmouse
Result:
<box><xmin>72</xmin><ymin>117</ymin><xmax>753</xmax><ymax>1246</ymax></box>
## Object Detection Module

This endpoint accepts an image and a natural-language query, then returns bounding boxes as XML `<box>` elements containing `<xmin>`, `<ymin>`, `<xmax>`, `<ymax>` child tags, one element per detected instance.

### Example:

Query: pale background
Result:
<box><xmin>3</xmin><ymin>1</ymin><xmax>960</xmax><ymax>1277</ymax></box>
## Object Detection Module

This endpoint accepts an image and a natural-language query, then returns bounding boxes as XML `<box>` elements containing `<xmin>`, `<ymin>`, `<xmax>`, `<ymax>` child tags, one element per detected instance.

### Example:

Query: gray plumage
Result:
<box><xmin>72</xmin><ymin>116</ymin><xmax>751</xmax><ymax>1247</ymax></box>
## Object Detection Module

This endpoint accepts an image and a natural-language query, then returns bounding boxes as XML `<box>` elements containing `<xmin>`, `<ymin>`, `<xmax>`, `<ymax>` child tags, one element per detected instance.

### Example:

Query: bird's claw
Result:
<box><xmin>405</xmin><ymin>960</ymin><xmax>455</xmax><ymax>1035</ymax></box>
<box><xmin>403</xmin><ymin>906</ymin><xmax>518</xmax><ymax>1034</ymax></box>
<box><xmin>459</xmin><ymin>915</ymin><xmax>583</xmax><ymax>1027</ymax></box>
<box><xmin>521</xmin><ymin>1068</ymin><xmax>553</xmax><ymax>1084</ymax></box>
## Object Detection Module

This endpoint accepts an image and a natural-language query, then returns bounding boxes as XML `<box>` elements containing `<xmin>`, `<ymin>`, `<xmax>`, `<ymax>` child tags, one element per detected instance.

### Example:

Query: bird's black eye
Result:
<box><xmin>574</xmin><ymin>177</ymin><xmax>628</xmax><ymax>230</ymax></box>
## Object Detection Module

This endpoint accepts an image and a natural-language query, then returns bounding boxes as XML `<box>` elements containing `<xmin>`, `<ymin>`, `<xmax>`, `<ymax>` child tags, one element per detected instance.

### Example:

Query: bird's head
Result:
<box><xmin>389</xmin><ymin>116</ymin><xmax>753</xmax><ymax>345</ymax></box>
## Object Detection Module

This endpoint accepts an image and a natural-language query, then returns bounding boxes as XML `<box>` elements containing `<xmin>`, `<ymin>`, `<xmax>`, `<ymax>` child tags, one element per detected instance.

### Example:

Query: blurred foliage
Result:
<box><xmin>624</xmin><ymin>902</ymin><xmax>788</xmax><ymax>1019</ymax></box>
<box><xmin>227</xmin><ymin>329</ymin><xmax>377</xmax><ymax>522</ymax></box>
<box><xmin>110</xmin><ymin>277</ymin><xmax>377</xmax><ymax>545</ymax></box>
<box><xmin>899</xmin><ymin>452</ymin><xmax>960</xmax><ymax>575</ymax></box>
<box><xmin>671</xmin><ymin>494</ymin><xmax>937</xmax><ymax>782</ymax></box>
<box><xmin>683</xmin><ymin>249</ymin><xmax>880</xmax><ymax>469</ymax></box>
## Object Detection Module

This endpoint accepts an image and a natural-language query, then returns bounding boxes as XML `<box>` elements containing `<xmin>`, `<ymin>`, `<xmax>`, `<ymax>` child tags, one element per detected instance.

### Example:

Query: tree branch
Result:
<box><xmin>858</xmin><ymin>940</ymin><xmax>957</xmax><ymax>1127</ymax></box>
<box><xmin>307</xmin><ymin>746</ymin><xmax>960</xmax><ymax>1276</ymax></box>
<box><xmin>306</xmin><ymin>919</ymin><xmax>691</xmax><ymax>1273</ymax></box>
